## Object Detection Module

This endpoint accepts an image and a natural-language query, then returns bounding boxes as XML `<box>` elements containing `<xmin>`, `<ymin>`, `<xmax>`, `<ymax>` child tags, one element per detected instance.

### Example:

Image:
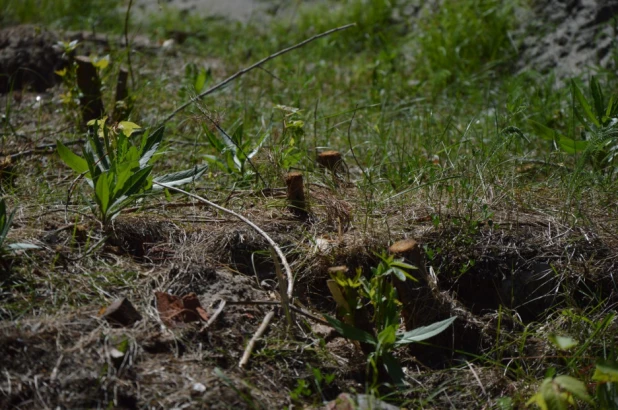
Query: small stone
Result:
<box><xmin>100</xmin><ymin>297</ymin><xmax>142</xmax><ymax>327</ymax></box>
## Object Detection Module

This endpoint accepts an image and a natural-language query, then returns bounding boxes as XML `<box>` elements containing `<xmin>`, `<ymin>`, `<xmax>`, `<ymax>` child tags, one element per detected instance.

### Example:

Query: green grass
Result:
<box><xmin>0</xmin><ymin>0</ymin><xmax>123</xmax><ymax>30</ymax></box>
<box><xmin>2</xmin><ymin>0</ymin><xmax>618</xmax><ymax>408</ymax></box>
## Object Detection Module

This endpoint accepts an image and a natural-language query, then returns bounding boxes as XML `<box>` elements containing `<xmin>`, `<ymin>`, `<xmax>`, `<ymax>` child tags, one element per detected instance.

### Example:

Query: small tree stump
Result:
<box><xmin>388</xmin><ymin>239</ymin><xmax>440</xmax><ymax>331</ymax></box>
<box><xmin>75</xmin><ymin>55</ymin><xmax>105</xmax><ymax>127</ymax></box>
<box><xmin>112</xmin><ymin>67</ymin><xmax>131</xmax><ymax>122</ymax></box>
<box><xmin>285</xmin><ymin>172</ymin><xmax>308</xmax><ymax>219</ymax></box>
<box><xmin>317</xmin><ymin>150</ymin><xmax>344</xmax><ymax>172</ymax></box>
<box><xmin>100</xmin><ymin>297</ymin><xmax>142</xmax><ymax>327</ymax></box>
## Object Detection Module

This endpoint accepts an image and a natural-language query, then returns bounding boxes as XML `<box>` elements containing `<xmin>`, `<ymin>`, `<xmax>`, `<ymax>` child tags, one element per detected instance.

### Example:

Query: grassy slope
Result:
<box><xmin>1</xmin><ymin>0</ymin><xmax>618</xmax><ymax>408</ymax></box>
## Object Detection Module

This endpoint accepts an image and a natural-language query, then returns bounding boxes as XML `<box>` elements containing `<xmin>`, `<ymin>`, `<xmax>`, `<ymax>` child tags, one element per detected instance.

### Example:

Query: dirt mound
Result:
<box><xmin>0</xmin><ymin>25</ymin><xmax>65</xmax><ymax>93</ymax></box>
<box><xmin>516</xmin><ymin>0</ymin><xmax>618</xmax><ymax>79</ymax></box>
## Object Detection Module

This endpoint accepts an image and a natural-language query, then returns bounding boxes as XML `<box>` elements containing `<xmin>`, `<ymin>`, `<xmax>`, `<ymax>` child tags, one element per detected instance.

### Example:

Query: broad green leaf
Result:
<box><xmin>88</xmin><ymin>133</ymin><xmax>109</xmax><ymax>171</ymax></box>
<box><xmin>8</xmin><ymin>243</ymin><xmax>40</xmax><ymax>250</ymax></box>
<box><xmin>217</xmin><ymin>125</ymin><xmax>238</xmax><ymax>153</ymax></box>
<box><xmin>548</xmin><ymin>334</ymin><xmax>578</xmax><ymax>350</ymax></box>
<box><xmin>590</xmin><ymin>76</ymin><xmax>605</xmax><ymax>123</ymax></box>
<box><xmin>116</xmin><ymin>166</ymin><xmax>152</xmax><ymax>199</ymax></box>
<box><xmin>57</xmin><ymin>141</ymin><xmax>89</xmax><ymax>175</ymax></box>
<box><xmin>556</xmin><ymin>136</ymin><xmax>588</xmax><ymax>154</ymax></box>
<box><xmin>606</xmin><ymin>94</ymin><xmax>618</xmax><ymax>119</ymax></box>
<box><xmin>0</xmin><ymin>199</ymin><xmax>14</xmax><ymax>245</ymax></box>
<box><xmin>92</xmin><ymin>54</ymin><xmax>110</xmax><ymax>70</ymax></box>
<box><xmin>203</xmin><ymin>126</ymin><xmax>225</xmax><ymax>152</ymax></box>
<box><xmin>377</xmin><ymin>325</ymin><xmax>397</xmax><ymax>348</ymax></box>
<box><xmin>571</xmin><ymin>79</ymin><xmax>600</xmax><ymax>128</ymax></box>
<box><xmin>382</xmin><ymin>352</ymin><xmax>406</xmax><ymax>386</ymax></box>
<box><xmin>324</xmin><ymin>315</ymin><xmax>376</xmax><ymax>346</ymax></box>
<box><xmin>247</xmin><ymin>132</ymin><xmax>270</xmax><ymax>159</ymax></box>
<box><xmin>194</xmin><ymin>69</ymin><xmax>207</xmax><ymax>93</ymax></box>
<box><xmin>140</xmin><ymin>126</ymin><xmax>165</xmax><ymax>167</ymax></box>
<box><xmin>593</xmin><ymin>360</ymin><xmax>618</xmax><ymax>383</ymax></box>
<box><xmin>152</xmin><ymin>165</ymin><xmax>208</xmax><ymax>190</ymax></box>
<box><xmin>395</xmin><ymin>316</ymin><xmax>456</xmax><ymax>346</ymax></box>
<box><xmin>226</xmin><ymin>151</ymin><xmax>241</xmax><ymax>173</ymax></box>
<box><xmin>113</xmin><ymin>167</ymin><xmax>133</xmax><ymax>197</ymax></box>
<box><xmin>390</xmin><ymin>267</ymin><xmax>407</xmax><ymax>282</ymax></box>
<box><xmin>528</xmin><ymin>120</ymin><xmax>558</xmax><ymax>142</ymax></box>
<box><xmin>553</xmin><ymin>375</ymin><xmax>592</xmax><ymax>403</ymax></box>
<box><xmin>390</xmin><ymin>260</ymin><xmax>418</xmax><ymax>270</ymax></box>
<box><xmin>95</xmin><ymin>173</ymin><xmax>111</xmax><ymax>215</ymax></box>
<box><xmin>82</xmin><ymin>144</ymin><xmax>100</xmax><ymax>186</ymax></box>
<box><xmin>118</xmin><ymin>121</ymin><xmax>141</xmax><ymax>137</ymax></box>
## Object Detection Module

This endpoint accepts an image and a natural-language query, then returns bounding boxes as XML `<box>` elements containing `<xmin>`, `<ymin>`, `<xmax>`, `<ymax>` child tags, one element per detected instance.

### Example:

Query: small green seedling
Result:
<box><xmin>203</xmin><ymin>121</ymin><xmax>269</xmax><ymax>185</ymax></box>
<box><xmin>0</xmin><ymin>198</ymin><xmax>39</xmax><ymax>254</ymax></box>
<box><xmin>58</xmin><ymin>119</ymin><xmax>207</xmax><ymax>227</ymax></box>
<box><xmin>326</xmin><ymin>252</ymin><xmax>455</xmax><ymax>387</ymax></box>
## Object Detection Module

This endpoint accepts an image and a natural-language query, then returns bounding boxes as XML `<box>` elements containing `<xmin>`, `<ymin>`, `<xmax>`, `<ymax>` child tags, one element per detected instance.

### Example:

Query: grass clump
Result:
<box><xmin>0</xmin><ymin>0</ymin><xmax>123</xmax><ymax>30</ymax></box>
<box><xmin>413</xmin><ymin>0</ymin><xmax>520</xmax><ymax>93</ymax></box>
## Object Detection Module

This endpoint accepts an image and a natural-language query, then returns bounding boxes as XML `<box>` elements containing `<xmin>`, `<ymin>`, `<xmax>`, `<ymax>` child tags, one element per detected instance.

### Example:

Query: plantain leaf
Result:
<box><xmin>548</xmin><ymin>334</ymin><xmax>578</xmax><ymax>350</ymax></box>
<box><xmin>140</xmin><ymin>126</ymin><xmax>165</xmax><ymax>167</ymax></box>
<box><xmin>152</xmin><ymin>164</ymin><xmax>208</xmax><ymax>190</ymax></box>
<box><xmin>590</xmin><ymin>76</ymin><xmax>605</xmax><ymax>124</ymax></box>
<box><xmin>57</xmin><ymin>141</ymin><xmax>89</xmax><ymax>175</ymax></box>
<box><xmin>382</xmin><ymin>352</ymin><xmax>406</xmax><ymax>386</ymax></box>
<box><xmin>324</xmin><ymin>315</ymin><xmax>376</xmax><ymax>346</ymax></box>
<box><xmin>554</xmin><ymin>375</ymin><xmax>592</xmax><ymax>403</ymax></box>
<box><xmin>95</xmin><ymin>173</ymin><xmax>110</xmax><ymax>216</ymax></box>
<box><xmin>593</xmin><ymin>360</ymin><xmax>618</xmax><ymax>383</ymax></box>
<box><xmin>529</xmin><ymin>120</ymin><xmax>559</xmax><ymax>142</ymax></box>
<box><xmin>395</xmin><ymin>316</ymin><xmax>456</xmax><ymax>346</ymax></box>
<box><xmin>571</xmin><ymin>79</ymin><xmax>600</xmax><ymax>128</ymax></box>
<box><xmin>556</xmin><ymin>135</ymin><xmax>589</xmax><ymax>154</ymax></box>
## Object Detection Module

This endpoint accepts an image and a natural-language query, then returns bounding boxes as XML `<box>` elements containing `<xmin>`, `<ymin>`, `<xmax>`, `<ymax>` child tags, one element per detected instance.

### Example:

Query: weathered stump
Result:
<box><xmin>389</xmin><ymin>239</ymin><xmax>441</xmax><ymax>331</ymax></box>
<box><xmin>112</xmin><ymin>67</ymin><xmax>132</xmax><ymax>122</ymax></box>
<box><xmin>285</xmin><ymin>172</ymin><xmax>308</xmax><ymax>219</ymax></box>
<box><xmin>75</xmin><ymin>56</ymin><xmax>105</xmax><ymax>127</ymax></box>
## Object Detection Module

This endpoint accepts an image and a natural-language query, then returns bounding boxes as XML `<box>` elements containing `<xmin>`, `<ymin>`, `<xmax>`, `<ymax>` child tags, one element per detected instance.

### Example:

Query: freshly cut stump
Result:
<box><xmin>317</xmin><ymin>150</ymin><xmax>344</xmax><ymax>173</ymax></box>
<box><xmin>388</xmin><ymin>239</ymin><xmax>442</xmax><ymax>331</ymax></box>
<box><xmin>390</xmin><ymin>239</ymin><xmax>491</xmax><ymax>358</ymax></box>
<box><xmin>285</xmin><ymin>172</ymin><xmax>308</xmax><ymax>219</ymax></box>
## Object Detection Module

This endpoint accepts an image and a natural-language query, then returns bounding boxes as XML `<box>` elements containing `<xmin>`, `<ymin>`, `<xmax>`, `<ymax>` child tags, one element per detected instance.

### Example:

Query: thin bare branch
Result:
<box><xmin>152</xmin><ymin>182</ymin><xmax>295</xmax><ymax>300</ymax></box>
<box><xmin>239</xmin><ymin>310</ymin><xmax>275</xmax><ymax>369</ymax></box>
<box><xmin>159</xmin><ymin>23</ymin><xmax>355</xmax><ymax>125</ymax></box>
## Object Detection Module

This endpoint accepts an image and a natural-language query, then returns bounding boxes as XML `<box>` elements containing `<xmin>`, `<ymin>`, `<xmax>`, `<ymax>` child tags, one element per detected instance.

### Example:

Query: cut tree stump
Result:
<box><xmin>112</xmin><ymin>67</ymin><xmax>131</xmax><ymax>122</ymax></box>
<box><xmin>317</xmin><ymin>150</ymin><xmax>348</xmax><ymax>183</ymax></box>
<box><xmin>75</xmin><ymin>55</ymin><xmax>105</xmax><ymax>127</ymax></box>
<box><xmin>317</xmin><ymin>150</ymin><xmax>344</xmax><ymax>172</ymax></box>
<box><xmin>285</xmin><ymin>172</ymin><xmax>308</xmax><ymax>219</ymax></box>
<box><xmin>388</xmin><ymin>239</ymin><xmax>441</xmax><ymax>331</ymax></box>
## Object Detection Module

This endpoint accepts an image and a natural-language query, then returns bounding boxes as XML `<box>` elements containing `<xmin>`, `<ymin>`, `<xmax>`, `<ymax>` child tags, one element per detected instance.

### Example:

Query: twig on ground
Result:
<box><xmin>225</xmin><ymin>299</ymin><xmax>330</xmax><ymax>326</ymax></box>
<box><xmin>199</xmin><ymin>299</ymin><xmax>226</xmax><ymax>333</ymax></box>
<box><xmin>152</xmin><ymin>182</ymin><xmax>295</xmax><ymax>300</ymax></box>
<box><xmin>239</xmin><ymin>310</ymin><xmax>275</xmax><ymax>369</ymax></box>
<box><xmin>3</xmin><ymin>140</ymin><xmax>84</xmax><ymax>161</ymax></box>
<box><xmin>159</xmin><ymin>23</ymin><xmax>355</xmax><ymax>125</ymax></box>
<box><xmin>270</xmin><ymin>247</ymin><xmax>293</xmax><ymax>330</ymax></box>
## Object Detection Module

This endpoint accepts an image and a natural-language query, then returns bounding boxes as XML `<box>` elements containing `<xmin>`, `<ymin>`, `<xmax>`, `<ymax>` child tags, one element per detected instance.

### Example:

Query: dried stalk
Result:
<box><xmin>152</xmin><ymin>182</ymin><xmax>295</xmax><ymax>300</ymax></box>
<box><xmin>159</xmin><ymin>23</ymin><xmax>355</xmax><ymax>125</ymax></box>
<box><xmin>239</xmin><ymin>310</ymin><xmax>275</xmax><ymax>369</ymax></box>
